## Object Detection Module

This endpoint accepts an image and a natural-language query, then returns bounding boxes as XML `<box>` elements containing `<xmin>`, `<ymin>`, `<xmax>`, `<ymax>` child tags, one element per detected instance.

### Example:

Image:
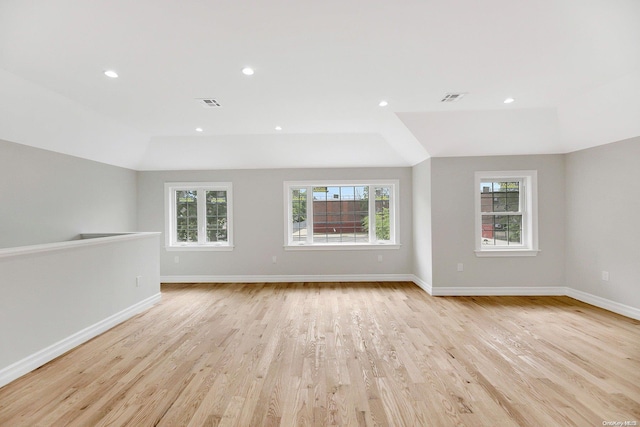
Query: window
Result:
<box><xmin>474</xmin><ymin>171</ymin><xmax>538</xmax><ymax>256</ymax></box>
<box><xmin>284</xmin><ymin>180</ymin><xmax>399</xmax><ymax>249</ymax></box>
<box><xmin>165</xmin><ymin>182</ymin><xmax>233</xmax><ymax>250</ymax></box>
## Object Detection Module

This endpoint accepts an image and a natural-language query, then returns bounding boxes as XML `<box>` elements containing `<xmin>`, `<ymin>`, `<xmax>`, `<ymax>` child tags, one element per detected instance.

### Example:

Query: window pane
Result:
<box><xmin>176</xmin><ymin>190</ymin><xmax>197</xmax><ymax>242</ymax></box>
<box><xmin>480</xmin><ymin>181</ymin><xmax>497</xmax><ymax>213</ymax></box>
<box><xmin>205</xmin><ymin>190</ymin><xmax>227</xmax><ymax>242</ymax></box>
<box><xmin>506</xmin><ymin>181</ymin><xmax>520</xmax><ymax>192</ymax></box>
<box><xmin>504</xmin><ymin>182</ymin><xmax>520</xmax><ymax>212</ymax></box>
<box><xmin>477</xmin><ymin>173</ymin><xmax>536</xmax><ymax>253</ymax></box>
<box><xmin>373</xmin><ymin>187</ymin><xmax>391</xmax><ymax>241</ymax></box>
<box><xmin>480</xmin><ymin>181</ymin><xmax>520</xmax><ymax>213</ymax></box>
<box><xmin>480</xmin><ymin>215</ymin><xmax>522</xmax><ymax>246</ymax></box>
<box><xmin>493</xmin><ymin>192</ymin><xmax>507</xmax><ymax>212</ymax></box>
<box><xmin>354</xmin><ymin>187</ymin><xmax>369</xmax><ymax>242</ymax></box>
<box><xmin>313</xmin><ymin>186</ymin><xmax>328</xmax><ymax>201</ymax></box>
<box><xmin>506</xmin><ymin>193</ymin><xmax>520</xmax><ymax>211</ymax></box>
<box><xmin>313</xmin><ymin>186</ymin><xmax>328</xmax><ymax>242</ymax></box>
<box><xmin>313</xmin><ymin>185</ymin><xmax>368</xmax><ymax>243</ymax></box>
<box><xmin>507</xmin><ymin>215</ymin><xmax>522</xmax><ymax>244</ymax></box>
<box><xmin>291</xmin><ymin>188</ymin><xmax>307</xmax><ymax>242</ymax></box>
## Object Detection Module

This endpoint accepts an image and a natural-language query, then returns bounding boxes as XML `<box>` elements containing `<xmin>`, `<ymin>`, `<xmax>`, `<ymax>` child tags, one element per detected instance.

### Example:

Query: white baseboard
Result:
<box><xmin>429</xmin><ymin>286</ymin><xmax>566</xmax><ymax>297</ymax></box>
<box><xmin>410</xmin><ymin>275</ymin><xmax>433</xmax><ymax>295</ymax></box>
<box><xmin>0</xmin><ymin>293</ymin><xmax>161</xmax><ymax>389</ymax></box>
<box><xmin>566</xmin><ymin>288</ymin><xmax>640</xmax><ymax>320</ymax></box>
<box><xmin>161</xmin><ymin>274</ymin><xmax>414</xmax><ymax>283</ymax></box>
<box><xmin>411</xmin><ymin>277</ymin><xmax>640</xmax><ymax>321</ymax></box>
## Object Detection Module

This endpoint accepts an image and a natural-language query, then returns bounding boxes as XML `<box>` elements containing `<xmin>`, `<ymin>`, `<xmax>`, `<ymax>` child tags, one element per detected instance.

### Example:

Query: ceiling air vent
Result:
<box><xmin>198</xmin><ymin>98</ymin><xmax>221</xmax><ymax>108</ymax></box>
<box><xmin>441</xmin><ymin>92</ymin><xmax>467</xmax><ymax>102</ymax></box>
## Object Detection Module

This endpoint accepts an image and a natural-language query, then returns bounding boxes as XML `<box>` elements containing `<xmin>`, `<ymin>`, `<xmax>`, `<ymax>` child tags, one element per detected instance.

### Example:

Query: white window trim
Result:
<box><xmin>474</xmin><ymin>171</ymin><xmax>539</xmax><ymax>257</ymax></box>
<box><xmin>165</xmin><ymin>182</ymin><xmax>234</xmax><ymax>251</ymax></box>
<box><xmin>283</xmin><ymin>180</ymin><xmax>400</xmax><ymax>251</ymax></box>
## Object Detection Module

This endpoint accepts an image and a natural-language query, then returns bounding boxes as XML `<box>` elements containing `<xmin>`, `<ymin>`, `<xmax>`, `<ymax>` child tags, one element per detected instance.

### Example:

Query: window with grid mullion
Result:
<box><xmin>166</xmin><ymin>183</ymin><xmax>233</xmax><ymax>249</ymax></box>
<box><xmin>285</xmin><ymin>181</ymin><xmax>397</xmax><ymax>247</ymax></box>
<box><xmin>205</xmin><ymin>190</ymin><xmax>227</xmax><ymax>243</ymax></box>
<box><xmin>476</xmin><ymin>173</ymin><xmax>535</xmax><ymax>253</ymax></box>
<box><xmin>481</xmin><ymin>180</ymin><xmax>523</xmax><ymax>246</ymax></box>
<box><xmin>176</xmin><ymin>190</ymin><xmax>198</xmax><ymax>242</ymax></box>
<box><xmin>291</xmin><ymin>188</ymin><xmax>307</xmax><ymax>242</ymax></box>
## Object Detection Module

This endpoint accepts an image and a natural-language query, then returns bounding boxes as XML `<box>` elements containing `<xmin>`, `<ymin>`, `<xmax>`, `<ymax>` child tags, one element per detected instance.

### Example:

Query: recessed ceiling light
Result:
<box><xmin>195</xmin><ymin>127</ymin><xmax>203</xmax><ymax>132</ymax></box>
<box><xmin>275</xmin><ymin>126</ymin><xmax>282</xmax><ymax>131</ymax></box>
<box><xmin>504</xmin><ymin>97</ymin><xmax>515</xmax><ymax>104</ymax></box>
<box><xmin>378</xmin><ymin>100</ymin><xmax>388</xmax><ymax>107</ymax></box>
<box><xmin>242</xmin><ymin>67</ymin><xmax>254</xmax><ymax>76</ymax></box>
<box><xmin>104</xmin><ymin>70</ymin><xmax>118</xmax><ymax>78</ymax></box>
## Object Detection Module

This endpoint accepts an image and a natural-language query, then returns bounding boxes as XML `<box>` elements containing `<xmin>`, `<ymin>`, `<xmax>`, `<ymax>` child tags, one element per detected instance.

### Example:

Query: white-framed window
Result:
<box><xmin>474</xmin><ymin>171</ymin><xmax>538</xmax><ymax>257</ymax></box>
<box><xmin>284</xmin><ymin>180</ymin><xmax>400</xmax><ymax>250</ymax></box>
<box><xmin>165</xmin><ymin>182</ymin><xmax>233</xmax><ymax>251</ymax></box>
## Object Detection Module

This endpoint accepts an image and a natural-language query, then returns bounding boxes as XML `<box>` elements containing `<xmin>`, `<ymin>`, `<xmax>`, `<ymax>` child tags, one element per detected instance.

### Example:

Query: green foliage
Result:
<box><xmin>176</xmin><ymin>190</ymin><xmax>228</xmax><ymax>243</ymax></box>
<box><xmin>362</xmin><ymin>207</ymin><xmax>390</xmax><ymax>240</ymax></box>
<box><xmin>204</xmin><ymin>191</ymin><xmax>228</xmax><ymax>242</ymax></box>
<box><xmin>375</xmin><ymin>207</ymin><xmax>390</xmax><ymax>240</ymax></box>
<box><xmin>362</xmin><ymin>188</ymin><xmax>391</xmax><ymax>240</ymax></box>
<box><xmin>176</xmin><ymin>190</ymin><xmax>198</xmax><ymax>242</ymax></box>
<box><xmin>292</xmin><ymin>189</ymin><xmax>307</xmax><ymax>222</ymax></box>
<box><xmin>508</xmin><ymin>221</ymin><xmax>521</xmax><ymax>243</ymax></box>
<box><xmin>498</xmin><ymin>181</ymin><xmax>520</xmax><ymax>191</ymax></box>
<box><xmin>494</xmin><ymin>215</ymin><xmax>522</xmax><ymax>244</ymax></box>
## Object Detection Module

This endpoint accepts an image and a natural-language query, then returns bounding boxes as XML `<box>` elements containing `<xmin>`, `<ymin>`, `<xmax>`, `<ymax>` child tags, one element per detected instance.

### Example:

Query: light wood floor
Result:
<box><xmin>1</xmin><ymin>282</ymin><xmax>639</xmax><ymax>426</ymax></box>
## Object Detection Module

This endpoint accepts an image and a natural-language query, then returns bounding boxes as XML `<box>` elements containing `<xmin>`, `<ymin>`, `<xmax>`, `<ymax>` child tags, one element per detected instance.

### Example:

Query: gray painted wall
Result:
<box><xmin>429</xmin><ymin>154</ymin><xmax>566</xmax><ymax>289</ymax></box>
<box><xmin>2</xmin><ymin>135</ymin><xmax>637</xmax><ymax>313</ymax></box>
<box><xmin>565</xmin><ymin>137</ymin><xmax>640</xmax><ymax>309</ymax></box>
<box><xmin>412</xmin><ymin>158</ymin><xmax>433</xmax><ymax>287</ymax></box>
<box><xmin>0</xmin><ymin>233</ymin><xmax>161</xmax><ymax>387</ymax></box>
<box><xmin>137</xmin><ymin>167</ymin><xmax>413</xmax><ymax>277</ymax></box>
<box><xmin>0</xmin><ymin>139</ymin><xmax>138</xmax><ymax>248</ymax></box>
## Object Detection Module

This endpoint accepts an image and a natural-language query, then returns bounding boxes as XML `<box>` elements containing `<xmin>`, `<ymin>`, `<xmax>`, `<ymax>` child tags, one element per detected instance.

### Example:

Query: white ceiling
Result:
<box><xmin>1</xmin><ymin>0</ymin><xmax>639</xmax><ymax>171</ymax></box>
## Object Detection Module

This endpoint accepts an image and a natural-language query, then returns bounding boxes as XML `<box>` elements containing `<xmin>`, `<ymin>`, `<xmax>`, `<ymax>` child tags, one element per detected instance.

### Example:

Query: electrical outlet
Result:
<box><xmin>377</xmin><ymin>255</ymin><xmax>383</xmax><ymax>263</ymax></box>
<box><xmin>272</xmin><ymin>255</ymin><xmax>277</xmax><ymax>264</ymax></box>
<box><xmin>136</xmin><ymin>276</ymin><xmax>142</xmax><ymax>287</ymax></box>
<box><xmin>174</xmin><ymin>256</ymin><xmax>179</xmax><ymax>264</ymax></box>
<box><xmin>601</xmin><ymin>271</ymin><xmax>609</xmax><ymax>281</ymax></box>
<box><xmin>457</xmin><ymin>263</ymin><xmax>464</xmax><ymax>272</ymax></box>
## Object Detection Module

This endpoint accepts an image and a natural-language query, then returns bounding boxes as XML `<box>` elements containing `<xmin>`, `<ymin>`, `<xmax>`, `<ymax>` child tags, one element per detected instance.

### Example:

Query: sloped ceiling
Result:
<box><xmin>0</xmin><ymin>0</ymin><xmax>638</xmax><ymax>170</ymax></box>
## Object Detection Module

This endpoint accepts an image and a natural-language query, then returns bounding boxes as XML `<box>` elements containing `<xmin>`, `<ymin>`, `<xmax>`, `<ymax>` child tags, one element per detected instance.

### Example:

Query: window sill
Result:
<box><xmin>475</xmin><ymin>249</ymin><xmax>540</xmax><ymax>257</ymax></box>
<box><xmin>165</xmin><ymin>245</ymin><xmax>234</xmax><ymax>251</ymax></box>
<box><xmin>284</xmin><ymin>243</ymin><xmax>401</xmax><ymax>251</ymax></box>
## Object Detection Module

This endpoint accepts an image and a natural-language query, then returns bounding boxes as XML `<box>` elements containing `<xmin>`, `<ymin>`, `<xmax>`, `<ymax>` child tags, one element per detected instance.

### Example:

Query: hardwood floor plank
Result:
<box><xmin>1</xmin><ymin>282</ymin><xmax>639</xmax><ymax>426</ymax></box>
